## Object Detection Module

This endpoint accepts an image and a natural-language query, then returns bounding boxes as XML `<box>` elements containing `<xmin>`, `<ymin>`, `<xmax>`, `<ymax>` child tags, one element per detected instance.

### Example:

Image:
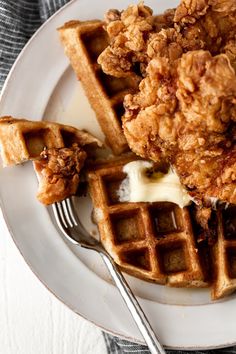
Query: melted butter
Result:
<box><xmin>118</xmin><ymin>160</ymin><xmax>191</xmax><ymax>208</ymax></box>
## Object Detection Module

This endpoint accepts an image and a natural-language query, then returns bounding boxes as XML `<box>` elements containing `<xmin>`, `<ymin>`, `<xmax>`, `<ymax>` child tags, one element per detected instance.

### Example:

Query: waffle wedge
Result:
<box><xmin>87</xmin><ymin>155</ymin><xmax>208</xmax><ymax>288</ymax></box>
<box><xmin>58</xmin><ymin>20</ymin><xmax>140</xmax><ymax>155</ymax></box>
<box><xmin>0</xmin><ymin>116</ymin><xmax>101</xmax><ymax>204</ymax></box>
<box><xmin>212</xmin><ymin>205</ymin><xmax>236</xmax><ymax>299</ymax></box>
<box><xmin>87</xmin><ymin>156</ymin><xmax>236</xmax><ymax>299</ymax></box>
<box><xmin>0</xmin><ymin>116</ymin><xmax>101</xmax><ymax>166</ymax></box>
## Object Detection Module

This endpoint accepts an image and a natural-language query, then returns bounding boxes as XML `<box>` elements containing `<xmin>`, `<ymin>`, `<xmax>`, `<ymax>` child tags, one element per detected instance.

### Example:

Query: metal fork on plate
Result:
<box><xmin>52</xmin><ymin>198</ymin><xmax>166</xmax><ymax>354</ymax></box>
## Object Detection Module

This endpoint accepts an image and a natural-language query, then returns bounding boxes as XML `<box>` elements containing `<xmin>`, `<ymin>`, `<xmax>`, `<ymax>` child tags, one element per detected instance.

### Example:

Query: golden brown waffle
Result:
<box><xmin>212</xmin><ymin>205</ymin><xmax>236</xmax><ymax>299</ymax></box>
<box><xmin>0</xmin><ymin>116</ymin><xmax>102</xmax><ymax>204</ymax></box>
<box><xmin>58</xmin><ymin>20</ymin><xmax>140</xmax><ymax>155</ymax></box>
<box><xmin>87</xmin><ymin>155</ymin><xmax>208</xmax><ymax>288</ymax></box>
<box><xmin>87</xmin><ymin>156</ymin><xmax>236</xmax><ymax>299</ymax></box>
<box><xmin>0</xmin><ymin>116</ymin><xmax>101</xmax><ymax>166</ymax></box>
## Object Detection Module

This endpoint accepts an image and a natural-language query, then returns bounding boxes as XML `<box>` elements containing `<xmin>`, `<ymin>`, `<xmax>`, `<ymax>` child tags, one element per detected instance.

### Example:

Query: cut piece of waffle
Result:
<box><xmin>87</xmin><ymin>155</ymin><xmax>208</xmax><ymax>288</ymax></box>
<box><xmin>212</xmin><ymin>205</ymin><xmax>236</xmax><ymax>299</ymax></box>
<box><xmin>0</xmin><ymin>116</ymin><xmax>101</xmax><ymax>166</ymax></box>
<box><xmin>0</xmin><ymin>116</ymin><xmax>101</xmax><ymax>204</ymax></box>
<box><xmin>58</xmin><ymin>20</ymin><xmax>140</xmax><ymax>155</ymax></box>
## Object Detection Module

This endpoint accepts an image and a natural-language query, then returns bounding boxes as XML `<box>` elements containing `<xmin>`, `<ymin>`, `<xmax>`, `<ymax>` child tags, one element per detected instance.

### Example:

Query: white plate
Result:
<box><xmin>0</xmin><ymin>0</ymin><xmax>236</xmax><ymax>350</ymax></box>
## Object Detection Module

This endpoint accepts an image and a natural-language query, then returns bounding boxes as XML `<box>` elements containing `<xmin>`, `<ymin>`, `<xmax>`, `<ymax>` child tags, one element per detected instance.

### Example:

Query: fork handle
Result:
<box><xmin>100</xmin><ymin>253</ymin><xmax>166</xmax><ymax>354</ymax></box>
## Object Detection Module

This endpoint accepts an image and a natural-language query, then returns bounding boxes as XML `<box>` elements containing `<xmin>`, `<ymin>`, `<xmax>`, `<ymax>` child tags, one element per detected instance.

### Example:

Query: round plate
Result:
<box><xmin>0</xmin><ymin>0</ymin><xmax>236</xmax><ymax>349</ymax></box>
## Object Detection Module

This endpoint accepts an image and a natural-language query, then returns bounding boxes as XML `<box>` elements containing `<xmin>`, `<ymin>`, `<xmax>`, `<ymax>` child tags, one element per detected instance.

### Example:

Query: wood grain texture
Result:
<box><xmin>0</xmin><ymin>211</ymin><xmax>107</xmax><ymax>354</ymax></box>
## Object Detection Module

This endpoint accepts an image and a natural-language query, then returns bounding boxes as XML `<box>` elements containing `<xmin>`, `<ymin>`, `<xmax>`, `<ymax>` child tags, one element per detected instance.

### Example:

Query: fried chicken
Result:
<box><xmin>97</xmin><ymin>3</ymin><xmax>153</xmax><ymax>78</ymax></box>
<box><xmin>98</xmin><ymin>0</ymin><xmax>236</xmax><ymax>77</ymax></box>
<box><xmin>97</xmin><ymin>3</ymin><xmax>176</xmax><ymax>78</ymax></box>
<box><xmin>123</xmin><ymin>50</ymin><xmax>236</xmax><ymax>204</ymax></box>
<box><xmin>98</xmin><ymin>1</ymin><xmax>236</xmax><ymax>205</ymax></box>
<box><xmin>174</xmin><ymin>0</ymin><xmax>236</xmax><ymax>65</ymax></box>
<box><xmin>35</xmin><ymin>144</ymin><xmax>87</xmax><ymax>205</ymax></box>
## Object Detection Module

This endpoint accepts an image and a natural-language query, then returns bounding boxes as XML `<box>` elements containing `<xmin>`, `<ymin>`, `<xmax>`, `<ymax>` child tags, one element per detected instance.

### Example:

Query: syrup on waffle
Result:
<box><xmin>87</xmin><ymin>155</ymin><xmax>208</xmax><ymax>288</ymax></box>
<box><xmin>58</xmin><ymin>20</ymin><xmax>140</xmax><ymax>155</ymax></box>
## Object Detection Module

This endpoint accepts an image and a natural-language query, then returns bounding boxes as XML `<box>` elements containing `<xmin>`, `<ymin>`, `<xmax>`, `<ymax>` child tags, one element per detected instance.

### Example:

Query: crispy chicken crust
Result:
<box><xmin>123</xmin><ymin>50</ymin><xmax>236</xmax><ymax>204</ymax></box>
<box><xmin>98</xmin><ymin>0</ymin><xmax>236</xmax><ymax>205</ymax></box>
<box><xmin>35</xmin><ymin>144</ymin><xmax>87</xmax><ymax>205</ymax></box>
<box><xmin>98</xmin><ymin>0</ymin><xmax>236</xmax><ymax>77</ymax></box>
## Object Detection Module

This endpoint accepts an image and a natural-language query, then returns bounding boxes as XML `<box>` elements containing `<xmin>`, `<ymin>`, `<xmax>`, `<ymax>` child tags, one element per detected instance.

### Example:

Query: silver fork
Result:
<box><xmin>52</xmin><ymin>198</ymin><xmax>166</xmax><ymax>354</ymax></box>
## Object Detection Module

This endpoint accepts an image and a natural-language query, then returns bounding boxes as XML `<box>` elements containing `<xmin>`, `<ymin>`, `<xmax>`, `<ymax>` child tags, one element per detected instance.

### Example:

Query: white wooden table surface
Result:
<box><xmin>0</xmin><ymin>210</ymin><xmax>107</xmax><ymax>354</ymax></box>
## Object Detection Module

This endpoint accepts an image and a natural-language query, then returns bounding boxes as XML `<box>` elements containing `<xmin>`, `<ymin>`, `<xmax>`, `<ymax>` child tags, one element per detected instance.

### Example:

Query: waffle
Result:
<box><xmin>58</xmin><ymin>20</ymin><xmax>140</xmax><ymax>155</ymax></box>
<box><xmin>87</xmin><ymin>156</ymin><xmax>236</xmax><ymax>299</ymax></box>
<box><xmin>212</xmin><ymin>206</ymin><xmax>236</xmax><ymax>299</ymax></box>
<box><xmin>0</xmin><ymin>116</ymin><xmax>101</xmax><ymax>166</ymax></box>
<box><xmin>87</xmin><ymin>155</ymin><xmax>208</xmax><ymax>288</ymax></box>
<box><xmin>0</xmin><ymin>116</ymin><xmax>101</xmax><ymax>204</ymax></box>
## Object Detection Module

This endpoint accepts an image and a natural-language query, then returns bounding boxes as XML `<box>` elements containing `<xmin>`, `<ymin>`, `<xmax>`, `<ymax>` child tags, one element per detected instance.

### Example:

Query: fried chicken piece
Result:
<box><xmin>98</xmin><ymin>0</ymin><xmax>236</xmax><ymax>78</ymax></box>
<box><xmin>98</xmin><ymin>1</ymin><xmax>236</xmax><ymax>205</ymax></box>
<box><xmin>123</xmin><ymin>50</ymin><xmax>236</xmax><ymax>205</ymax></box>
<box><xmin>34</xmin><ymin>144</ymin><xmax>87</xmax><ymax>205</ymax></box>
<box><xmin>152</xmin><ymin>8</ymin><xmax>175</xmax><ymax>31</ymax></box>
<box><xmin>174</xmin><ymin>0</ymin><xmax>236</xmax><ymax>61</ymax></box>
<box><xmin>147</xmin><ymin>28</ymin><xmax>184</xmax><ymax>63</ymax></box>
<box><xmin>174</xmin><ymin>0</ymin><xmax>209</xmax><ymax>22</ymax></box>
<box><xmin>174</xmin><ymin>0</ymin><xmax>236</xmax><ymax>29</ymax></box>
<box><xmin>98</xmin><ymin>3</ymin><xmax>153</xmax><ymax>78</ymax></box>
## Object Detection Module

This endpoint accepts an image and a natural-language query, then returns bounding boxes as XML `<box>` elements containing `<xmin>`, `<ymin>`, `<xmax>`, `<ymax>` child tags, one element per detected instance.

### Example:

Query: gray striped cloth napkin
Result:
<box><xmin>0</xmin><ymin>1</ymin><xmax>236</xmax><ymax>353</ymax></box>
